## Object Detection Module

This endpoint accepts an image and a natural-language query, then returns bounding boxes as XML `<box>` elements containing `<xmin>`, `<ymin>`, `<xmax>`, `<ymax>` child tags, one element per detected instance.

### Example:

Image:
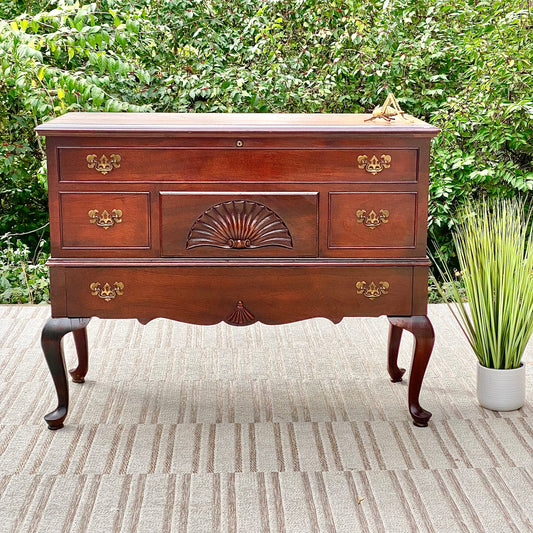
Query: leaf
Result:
<box><xmin>57</xmin><ymin>88</ymin><xmax>65</xmax><ymax>100</ymax></box>
<box><xmin>115</xmin><ymin>33</ymin><xmax>126</xmax><ymax>48</ymax></box>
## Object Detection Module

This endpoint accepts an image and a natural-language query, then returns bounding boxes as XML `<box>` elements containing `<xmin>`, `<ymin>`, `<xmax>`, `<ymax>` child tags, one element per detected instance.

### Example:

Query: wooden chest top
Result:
<box><xmin>36</xmin><ymin>112</ymin><xmax>439</xmax><ymax>136</ymax></box>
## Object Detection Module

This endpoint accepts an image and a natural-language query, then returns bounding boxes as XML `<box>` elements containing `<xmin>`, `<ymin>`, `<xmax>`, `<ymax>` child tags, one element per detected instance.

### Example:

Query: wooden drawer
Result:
<box><xmin>59</xmin><ymin>192</ymin><xmax>150</xmax><ymax>249</ymax></box>
<box><xmin>160</xmin><ymin>192</ymin><xmax>318</xmax><ymax>257</ymax></box>
<box><xmin>58</xmin><ymin>147</ymin><xmax>417</xmax><ymax>183</ymax></box>
<box><xmin>327</xmin><ymin>192</ymin><xmax>417</xmax><ymax>251</ymax></box>
<box><xmin>60</xmin><ymin>265</ymin><xmax>414</xmax><ymax>323</ymax></box>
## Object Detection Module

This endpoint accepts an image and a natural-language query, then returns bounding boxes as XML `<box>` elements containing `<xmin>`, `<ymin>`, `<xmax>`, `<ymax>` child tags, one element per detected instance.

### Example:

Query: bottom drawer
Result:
<box><xmin>55</xmin><ymin>265</ymin><xmax>417</xmax><ymax>324</ymax></box>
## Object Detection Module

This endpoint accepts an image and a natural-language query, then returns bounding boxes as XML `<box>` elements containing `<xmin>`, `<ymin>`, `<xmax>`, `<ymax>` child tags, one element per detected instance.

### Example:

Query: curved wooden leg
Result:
<box><xmin>387</xmin><ymin>321</ymin><xmax>406</xmax><ymax>382</ymax></box>
<box><xmin>70</xmin><ymin>325</ymin><xmax>89</xmax><ymax>383</ymax></box>
<box><xmin>41</xmin><ymin>317</ymin><xmax>90</xmax><ymax>430</ymax></box>
<box><xmin>388</xmin><ymin>316</ymin><xmax>434</xmax><ymax>427</ymax></box>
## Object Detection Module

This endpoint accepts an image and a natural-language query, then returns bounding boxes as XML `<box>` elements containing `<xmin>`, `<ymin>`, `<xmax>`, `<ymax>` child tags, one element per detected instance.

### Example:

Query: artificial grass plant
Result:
<box><xmin>432</xmin><ymin>199</ymin><xmax>533</xmax><ymax>369</ymax></box>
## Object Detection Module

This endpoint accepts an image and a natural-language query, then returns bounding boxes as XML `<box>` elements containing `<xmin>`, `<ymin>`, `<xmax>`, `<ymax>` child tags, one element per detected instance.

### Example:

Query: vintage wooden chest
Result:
<box><xmin>36</xmin><ymin>112</ymin><xmax>439</xmax><ymax>429</ymax></box>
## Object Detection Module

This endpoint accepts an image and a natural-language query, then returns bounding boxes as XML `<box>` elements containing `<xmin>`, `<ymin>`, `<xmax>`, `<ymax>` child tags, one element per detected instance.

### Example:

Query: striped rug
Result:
<box><xmin>0</xmin><ymin>304</ymin><xmax>532</xmax><ymax>532</ymax></box>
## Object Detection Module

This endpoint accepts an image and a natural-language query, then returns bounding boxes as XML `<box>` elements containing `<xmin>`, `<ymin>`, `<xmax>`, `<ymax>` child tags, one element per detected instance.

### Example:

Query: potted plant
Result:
<box><xmin>433</xmin><ymin>198</ymin><xmax>533</xmax><ymax>410</ymax></box>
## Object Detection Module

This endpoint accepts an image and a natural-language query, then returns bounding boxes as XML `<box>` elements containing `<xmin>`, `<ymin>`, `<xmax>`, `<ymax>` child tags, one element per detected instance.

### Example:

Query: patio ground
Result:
<box><xmin>0</xmin><ymin>304</ymin><xmax>532</xmax><ymax>532</ymax></box>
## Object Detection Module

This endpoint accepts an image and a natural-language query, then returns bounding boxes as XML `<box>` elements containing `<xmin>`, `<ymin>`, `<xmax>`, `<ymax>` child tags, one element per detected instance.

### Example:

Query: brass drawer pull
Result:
<box><xmin>90</xmin><ymin>281</ymin><xmax>124</xmax><ymax>301</ymax></box>
<box><xmin>356</xmin><ymin>209</ymin><xmax>389</xmax><ymax>229</ymax></box>
<box><xmin>356</xmin><ymin>281</ymin><xmax>389</xmax><ymax>300</ymax></box>
<box><xmin>357</xmin><ymin>154</ymin><xmax>391</xmax><ymax>175</ymax></box>
<box><xmin>88</xmin><ymin>209</ymin><xmax>122</xmax><ymax>229</ymax></box>
<box><xmin>86</xmin><ymin>154</ymin><xmax>121</xmax><ymax>175</ymax></box>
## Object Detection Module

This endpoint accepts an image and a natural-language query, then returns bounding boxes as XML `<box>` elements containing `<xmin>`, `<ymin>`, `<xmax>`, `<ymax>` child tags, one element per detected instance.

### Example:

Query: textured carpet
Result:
<box><xmin>0</xmin><ymin>304</ymin><xmax>532</xmax><ymax>533</ymax></box>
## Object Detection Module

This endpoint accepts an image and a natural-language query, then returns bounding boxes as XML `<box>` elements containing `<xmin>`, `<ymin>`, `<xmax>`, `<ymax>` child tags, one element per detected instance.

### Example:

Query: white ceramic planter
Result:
<box><xmin>477</xmin><ymin>363</ymin><xmax>526</xmax><ymax>411</ymax></box>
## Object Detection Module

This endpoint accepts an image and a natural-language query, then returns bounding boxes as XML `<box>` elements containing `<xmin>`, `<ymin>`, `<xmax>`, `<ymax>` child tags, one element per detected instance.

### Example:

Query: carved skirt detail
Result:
<box><xmin>225</xmin><ymin>301</ymin><xmax>257</xmax><ymax>326</ymax></box>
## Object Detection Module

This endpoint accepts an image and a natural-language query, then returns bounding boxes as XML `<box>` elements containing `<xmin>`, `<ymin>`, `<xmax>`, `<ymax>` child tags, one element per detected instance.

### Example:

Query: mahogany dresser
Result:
<box><xmin>36</xmin><ymin>112</ymin><xmax>439</xmax><ymax>429</ymax></box>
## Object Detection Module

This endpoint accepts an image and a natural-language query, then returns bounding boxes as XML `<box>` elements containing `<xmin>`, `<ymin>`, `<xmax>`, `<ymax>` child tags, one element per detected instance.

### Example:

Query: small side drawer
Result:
<box><xmin>59</xmin><ymin>192</ymin><xmax>150</xmax><ymax>249</ymax></box>
<box><xmin>160</xmin><ymin>192</ymin><xmax>318</xmax><ymax>257</ymax></box>
<box><xmin>57</xmin><ymin>147</ymin><xmax>417</xmax><ymax>183</ymax></box>
<box><xmin>327</xmin><ymin>192</ymin><xmax>417</xmax><ymax>251</ymax></box>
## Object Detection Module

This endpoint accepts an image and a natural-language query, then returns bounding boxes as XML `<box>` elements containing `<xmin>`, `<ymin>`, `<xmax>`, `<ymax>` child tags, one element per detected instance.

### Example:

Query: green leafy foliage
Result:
<box><xmin>1</xmin><ymin>0</ymin><xmax>532</xmax><ymax>303</ymax></box>
<box><xmin>428</xmin><ymin>1</ymin><xmax>533</xmax><ymax>262</ymax></box>
<box><xmin>0</xmin><ymin>236</ymin><xmax>49</xmax><ymax>303</ymax></box>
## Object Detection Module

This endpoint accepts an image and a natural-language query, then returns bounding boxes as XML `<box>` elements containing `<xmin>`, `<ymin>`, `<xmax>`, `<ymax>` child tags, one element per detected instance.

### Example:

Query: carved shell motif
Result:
<box><xmin>186</xmin><ymin>200</ymin><xmax>293</xmax><ymax>250</ymax></box>
<box><xmin>225</xmin><ymin>301</ymin><xmax>256</xmax><ymax>326</ymax></box>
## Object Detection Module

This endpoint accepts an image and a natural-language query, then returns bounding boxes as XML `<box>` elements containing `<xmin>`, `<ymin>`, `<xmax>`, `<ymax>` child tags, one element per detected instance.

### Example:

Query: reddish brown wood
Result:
<box><xmin>328</xmin><ymin>192</ymin><xmax>417</xmax><ymax>250</ymax></box>
<box><xmin>387</xmin><ymin>321</ymin><xmax>406</xmax><ymax>383</ymax></box>
<box><xmin>70</xmin><ymin>325</ymin><xmax>89</xmax><ymax>383</ymax></box>
<box><xmin>388</xmin><ymin>316</ymin><xmax>435</xmax><ymax>427</ymax></box>
<box><xmin>35</xmin><ymin>111</ymin><xmax>440</xmax><ymax>136</ymax></box>
<box><xmin>225</xmin><ymin>301</ymin><xmax>257</xmax><ymax>326</ymax></box>
<box><xmin>59</xmin><ymin>192</ymin><xmax>150</xmax><ymax>249</ymax></box>
<box><xmin>60</xmin><ymin>265</ymin><xmax>414</xmax><ymax>324</ymax></box>
<box><xmin>56</xmin><ymin>146</ymin><xmax>419</xmax><ymax>183</ymax></box>
<box><xmin>412</xmin><ymin>266</ymin><xmax>431</xmax><ymax>316</ymax></box>
<box><xmin>160</xmin><ymin>193</ymin><xmax>318</xmax><ymax>257</ymax></box>
<box><xmin>38</xmin><ymin>112</ymin><xmax>439</xmax><ymax>428</ymax></box>
<box><xmin>41</xmin><ymin>318</ymin><xmax>90</xmax><ymax>429</ymax></box>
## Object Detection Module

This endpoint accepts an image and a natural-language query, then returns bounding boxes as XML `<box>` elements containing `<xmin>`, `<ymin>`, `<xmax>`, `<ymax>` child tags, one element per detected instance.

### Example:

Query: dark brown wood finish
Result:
<box><xmin>387</xmin><ymin>316</ymin><xmax>435</xmax><ymax>427</ymax></box>
<box><xmin>160</xmin><ymin>192</ymin><xmax>318</xmax><ymax>257</ymax></box>
<box><xmin>59</xmin><ymin>192</ymin><xmax>150</xmax><ymax>250</ymax></box>
<box><xmin>41</xmin><ymin>318</ymin><xmax>90</xmax><ymax>429</ymax></box>
<box><xmin>60</xmin><ymin>265</ymin><xmax>414</xmax><ymax>323</ymax></box>
<box><xmin>328</xmin><ymin>192</ymin><xmax>417</xmax><ymax>250</ymax></box>
<box><xmin>38</xmin><ymin>112</ymin><xmax>439</xmax><ymax>429</ymax></box>
<box><xmin>57</xmin><ymin>147</ymin><xmax>419</xmax><ymax>182</ymax></box>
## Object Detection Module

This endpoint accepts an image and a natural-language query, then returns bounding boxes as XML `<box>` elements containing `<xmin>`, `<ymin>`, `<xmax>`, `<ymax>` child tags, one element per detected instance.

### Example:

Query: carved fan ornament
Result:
<box><xmin>225</xmin><ymin>301</ymin><xmax>256</xmax><ymax>326</ymax></box>
<box><xmin>186</xmin><ymin>200</ymin><xmax>293</xmax><ymax>250</ymax></box>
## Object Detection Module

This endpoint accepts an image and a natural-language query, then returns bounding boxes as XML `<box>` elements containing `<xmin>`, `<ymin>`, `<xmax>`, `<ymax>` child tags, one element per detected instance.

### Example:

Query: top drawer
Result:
<box><xmin>57</xmin><ymin>147</ymin><xmax>418</xmax><ymax>183</ymax></box>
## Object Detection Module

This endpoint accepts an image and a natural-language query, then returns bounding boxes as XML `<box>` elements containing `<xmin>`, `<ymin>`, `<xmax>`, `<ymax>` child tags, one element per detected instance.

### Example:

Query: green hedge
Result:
<box><xmin>1</xmin><ymin>0</ymin><xmax>532</xmax><ymax>302</ymax></box>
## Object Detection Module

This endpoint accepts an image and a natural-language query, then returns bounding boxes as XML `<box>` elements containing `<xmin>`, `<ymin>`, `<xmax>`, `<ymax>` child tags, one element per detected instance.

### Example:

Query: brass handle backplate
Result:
<box><xmin>356</xmin><ymin>281</ymin><xmax>389</xmax><ymax>300</ymax></box>
<box><xmin>90</xmin><ymin>282</ymin><xmax>124</xmax><ymax>301</ymax></box>
<box><xmin>87</xmin><ymin>154</ymin><xmax>121</xmax><ymax>174</ymax></box>
<box><xmin>88</xmin><ymin>209</ymin><xmax>122</xmax><ymax>229</ymax></box>
<box><xmin>357</xmin><ymin>154</ymin><xmax>391</xmax><ymax>175</ymax></box>
<box><xmin>356</xmin><ymin>209</ymin><xmax>389</xmax><ymax>229</ymax></box>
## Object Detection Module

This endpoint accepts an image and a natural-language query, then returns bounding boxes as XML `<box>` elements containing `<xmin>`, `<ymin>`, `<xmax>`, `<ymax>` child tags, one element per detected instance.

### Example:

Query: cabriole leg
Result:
<box><xmin>41</xmin><ymin>317</ymin><xmax>91</xmax><ymax>430</ymax></box>
<box><xmin>387</xmin><ymin>315</ymin><xmax>434</xmax><ymax>427</ymax></box>
<box><xmin>387</xmin><ymin>321</ymin><xmax>406</xmax><ymax>382</ymax></box>
<box><xmin>70</xmin><ymin>326</ymin><xmax>89</xmax><ymax>383</ymax></box>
